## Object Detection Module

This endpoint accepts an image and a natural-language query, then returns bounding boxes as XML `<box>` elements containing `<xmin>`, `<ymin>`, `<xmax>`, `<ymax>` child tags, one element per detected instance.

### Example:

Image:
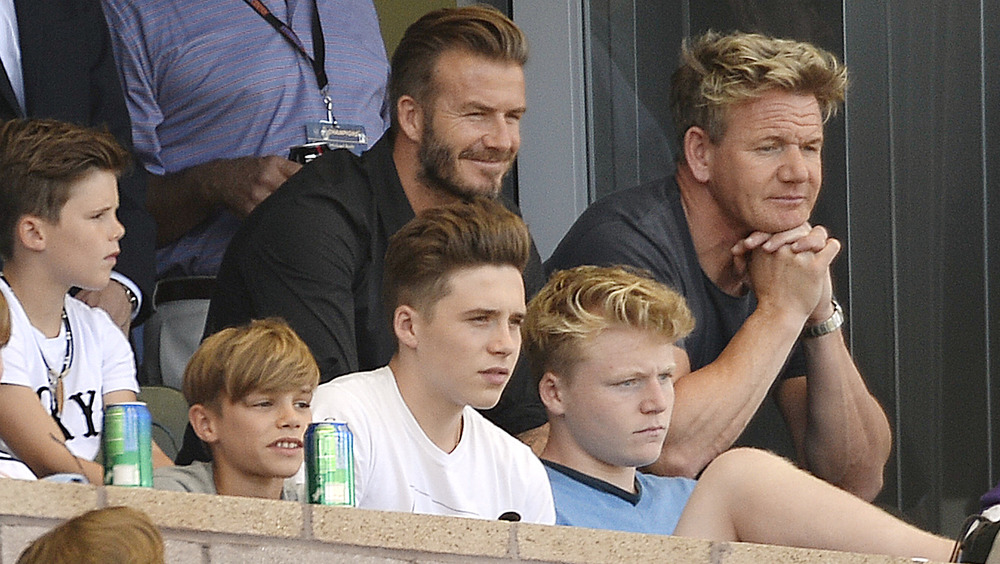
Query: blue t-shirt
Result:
<box><xmin>543</xmin><ymin>460</ymin><xmax>697</xmax><ymax>535</ymax></box>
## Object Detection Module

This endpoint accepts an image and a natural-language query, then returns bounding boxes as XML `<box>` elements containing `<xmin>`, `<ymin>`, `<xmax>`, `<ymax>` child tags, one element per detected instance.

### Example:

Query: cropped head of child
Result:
<box><xmin>158</xmin><ymin>318</ymin><xmax>319</xmax><ymax>499</ymax></box>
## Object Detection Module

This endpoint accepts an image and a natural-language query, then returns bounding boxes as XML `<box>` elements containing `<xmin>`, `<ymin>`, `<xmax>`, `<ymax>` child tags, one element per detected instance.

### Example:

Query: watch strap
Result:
<box><xmin>802</xmin><ymin>299</ymin><xmax>844</xmax><ymax>338</ymax></box>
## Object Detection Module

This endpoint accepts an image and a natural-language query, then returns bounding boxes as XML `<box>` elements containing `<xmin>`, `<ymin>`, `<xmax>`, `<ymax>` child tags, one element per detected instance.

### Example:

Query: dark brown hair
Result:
<box><xmin>389</xmin><ymin>5</ymin><xmax>528</xmax><ymax>128</ymax></box>
<box><xmin>383</xmin><ymin>198</ymin><xmax>530</xmax><ymax>320</ymax></box>
<box><xmin>0</xmin><ymin>119</ymin><xmax>129</xmax><ymax>259</ymax></box>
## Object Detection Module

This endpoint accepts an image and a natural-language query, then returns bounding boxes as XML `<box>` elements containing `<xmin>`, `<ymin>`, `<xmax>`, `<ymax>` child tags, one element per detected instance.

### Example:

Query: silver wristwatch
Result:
<box><xmin>802</xmin><ymin>299</ymin><xmax>844</xmax><ymax>338</ymax></box>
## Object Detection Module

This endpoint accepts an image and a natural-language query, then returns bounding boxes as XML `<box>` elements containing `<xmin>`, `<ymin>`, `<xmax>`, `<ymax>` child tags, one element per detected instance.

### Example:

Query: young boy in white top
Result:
<box><xmin>309</xmin><ymin>199</ymin><xmax>554</xmax><ymax>523</ymax></box>
<box><xmin>525</xmin><ymin>266</ymin><xmax>960</xmax><ymax>561</ymax></box>
<box><xmin>154</xmin><ymin>318</ymin><xmax>318</xmax><ymax>499</ymax></box>
<box><xmin>0</xmin><ymin>119</ymin><xmax>171</xmax><ymax>482</ymax></box>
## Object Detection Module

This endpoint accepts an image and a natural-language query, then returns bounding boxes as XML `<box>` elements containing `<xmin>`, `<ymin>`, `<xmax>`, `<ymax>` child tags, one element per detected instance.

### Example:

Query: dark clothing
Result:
<box><xmin>545</xmin><ymin>175</ymin><xmax>805</xmax><ymax>460</ymax></box>
<box><xmin>0</xmin><ymin>0</ymin><xmax>155</xmax><ymax>320</ymax></box>
<box><xmin>204</xmin><ymin>132</ymin><xmax>546</xmax><ymax>430</ymax></box>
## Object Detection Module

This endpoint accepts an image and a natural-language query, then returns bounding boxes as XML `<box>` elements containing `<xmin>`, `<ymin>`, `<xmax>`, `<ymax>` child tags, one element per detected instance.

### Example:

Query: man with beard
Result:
<box><xmin>199</xmin><ymin>6</ymin><xmax>545</xmax><ymax>450</ymax></box>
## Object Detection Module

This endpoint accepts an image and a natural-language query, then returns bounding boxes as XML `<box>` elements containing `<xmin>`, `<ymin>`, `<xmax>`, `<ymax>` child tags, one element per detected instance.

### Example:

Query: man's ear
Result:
<box><xmin>189</xmin><ymin>404</ymin><xmax>219</xmax><ymax>445</ymax></box>
<box><xmin>395</xmin><ymin>95</ymin><xmax>425</xmax><ymax>144</ymax></box>
<box><xmin>684</xmin><ymin>126</ymin><xmax>714</xmax><ymax>184</ymax></box>
<box><xmin>16</xmin><ymin>215</ymin><xmax>48</xmax><ymax>253</ymax></box>
<box><xmin>538</xmin><ymin>371</ymin><xmax>567</xmax><ymax>417</ymax></box>
<box><xmin>393</xmin><ymin>304</ymin><xmax>420</xmax><ymax>350</ymax></box>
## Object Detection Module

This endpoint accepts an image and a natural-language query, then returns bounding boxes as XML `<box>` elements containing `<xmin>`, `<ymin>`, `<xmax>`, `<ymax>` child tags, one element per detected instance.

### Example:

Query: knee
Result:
<box><xmin>700</xmin><ymin>448</ymin><xmax>795</xmax><ymax>486</ymax></box>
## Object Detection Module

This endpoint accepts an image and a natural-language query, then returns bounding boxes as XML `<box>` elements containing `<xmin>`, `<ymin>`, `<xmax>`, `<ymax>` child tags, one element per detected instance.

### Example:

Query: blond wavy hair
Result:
<box><xmin>523</xmin><ymin>266</ymin><xmax>694</xmax><ymax>383</ymax></box>
<box><xmin>670</xmin><ymin>30</ymin><xmax>847</xmax><ymax>163</ymax></box>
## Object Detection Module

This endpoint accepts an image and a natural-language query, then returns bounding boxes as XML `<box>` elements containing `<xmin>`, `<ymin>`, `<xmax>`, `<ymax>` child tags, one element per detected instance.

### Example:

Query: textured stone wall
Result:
<box><xmin>0</xmin><ymin>479</ymin><xmax>928</xmax><ymax>563</ymax></box>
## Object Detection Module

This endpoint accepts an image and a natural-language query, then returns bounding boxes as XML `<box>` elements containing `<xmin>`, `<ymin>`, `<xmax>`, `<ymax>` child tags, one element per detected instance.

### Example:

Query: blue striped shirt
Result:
<box><xmin>102</xmin><ymin>0</ymin><xmax>390</xmax><ymax>277</ymax></box>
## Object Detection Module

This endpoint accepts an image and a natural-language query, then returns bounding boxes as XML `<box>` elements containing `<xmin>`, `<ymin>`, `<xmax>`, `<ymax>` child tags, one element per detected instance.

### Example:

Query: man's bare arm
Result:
<box><xmin>776</xmin><ymin>324</ymin><xmax>891</xmax><ymax>501</ymax></box>
<box><xmin>148</xmin><ymin>156</ymin><xmax>302</xmax><ymax>246</ymax></box>
<box><xmin>645</xmin><ymin>238</ymin><xmax>838</xmax><ymax>478</ymax></box>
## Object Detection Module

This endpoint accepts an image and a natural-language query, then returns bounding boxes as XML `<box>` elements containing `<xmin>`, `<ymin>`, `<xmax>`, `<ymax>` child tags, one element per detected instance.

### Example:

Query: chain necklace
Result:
<box><xmin>0</xmin><ymin>274</ymin><xmax>74</xmax><ymax>415</ymax></box>
<box><xmin>40</xmin><ymin>310</ymin><xmax>73</xmax><ymax>416</ymax></box>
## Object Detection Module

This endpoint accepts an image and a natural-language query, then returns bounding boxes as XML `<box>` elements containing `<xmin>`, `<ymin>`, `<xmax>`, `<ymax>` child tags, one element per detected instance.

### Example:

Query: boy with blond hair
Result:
<box><xmin>154</xmin><ymin>318</ymin><xmax>318</xmax><ymax>499</ymax></box>
<box><xmin>0</xmin><ymin>119</ymin><xmax>171</xmax><ymax>482</ymax></box>
<box><xmin>524</xmin><ymin>266</ymin><xmax>969</xmax><ymax>561</ymax></box>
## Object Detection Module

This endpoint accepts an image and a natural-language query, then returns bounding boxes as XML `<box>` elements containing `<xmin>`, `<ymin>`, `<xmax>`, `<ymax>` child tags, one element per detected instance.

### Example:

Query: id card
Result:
<box><xmin>306</xmin><ymin>122</ymin><xmax>367</xmax><ymax>152</ymax></box>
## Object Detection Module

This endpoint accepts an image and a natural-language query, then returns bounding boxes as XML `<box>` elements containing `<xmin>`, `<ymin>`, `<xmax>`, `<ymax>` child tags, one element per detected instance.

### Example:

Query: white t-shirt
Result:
<box><xmin>0</xmin><ymin>281</ymin><xmax>138</xmax><ymax>479</ymax></box>
<box><xmin>307</xmin><ymin>366</ymin><xmax>555</xmax><ymax>524</ymax></box>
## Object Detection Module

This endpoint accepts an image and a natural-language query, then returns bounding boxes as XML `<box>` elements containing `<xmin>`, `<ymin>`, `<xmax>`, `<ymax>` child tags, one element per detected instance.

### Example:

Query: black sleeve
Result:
<box><xmin>207</xmin><ymin>170</ymin><xmax>368</xmax><ymax>382</ymax></box>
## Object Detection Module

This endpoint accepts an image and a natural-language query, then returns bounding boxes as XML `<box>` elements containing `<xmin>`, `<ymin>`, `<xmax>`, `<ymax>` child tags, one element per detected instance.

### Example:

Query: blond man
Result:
<box><xmin>547</xmin><ymin>31</ymin><xmax>889</xmax><ymax>500</ymax></box>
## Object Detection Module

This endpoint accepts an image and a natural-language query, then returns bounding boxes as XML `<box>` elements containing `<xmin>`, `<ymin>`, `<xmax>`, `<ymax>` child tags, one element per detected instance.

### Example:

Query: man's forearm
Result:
<box><xmin>147</xmin><ymin>165</ymin><xmax>217</xmax><ymax>247</ymax></box>
<box><xmin>648</xmin><ymin>305</ymin><xmax>806</xmax><ymax>477</ymax></box>
<box><xmin>799</xmin><ymin>330</ymin><xmax>891</xmax><ymax>501</ymax></box>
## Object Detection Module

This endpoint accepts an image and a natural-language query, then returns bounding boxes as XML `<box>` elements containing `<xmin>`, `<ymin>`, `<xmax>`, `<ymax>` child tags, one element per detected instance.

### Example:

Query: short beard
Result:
<box><xmin>417</xmin><ymin>116</ymin><xmax>513</xmax><ymax>201</ymax></box>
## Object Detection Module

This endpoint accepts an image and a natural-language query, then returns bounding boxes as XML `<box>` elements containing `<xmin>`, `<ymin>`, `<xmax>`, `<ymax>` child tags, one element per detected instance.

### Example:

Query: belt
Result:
<box><xmin>153</xmin><ymin>276</ymin><xmax>216</xmax><ymax>306</ymax></box>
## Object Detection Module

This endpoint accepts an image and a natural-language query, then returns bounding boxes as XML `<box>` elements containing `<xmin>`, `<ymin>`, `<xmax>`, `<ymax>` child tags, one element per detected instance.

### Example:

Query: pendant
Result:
<box><xmin>56</xmin><ymin>377</ymin><xmax>64</xmax><ymax>415</ymax></box>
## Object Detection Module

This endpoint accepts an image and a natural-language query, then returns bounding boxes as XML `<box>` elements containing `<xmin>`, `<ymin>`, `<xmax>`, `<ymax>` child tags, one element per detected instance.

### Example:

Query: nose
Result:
<box><xmin>482</xmin><ymin>115</ymin><xmax>519</xmax><ymax>153</ymax></box>
<box><xmin>488</xmin><ymin>322</ymin><xmax>519</xmax><ymax>356</ymax></box>
<box><xmin>777</xmin><ymin>146</ymin><xmax>810</xmax><ymax>184</ymax></box>
<box><xmin>111</xmin><ymin>217</ymin><xmax>125</xmax><ymax>242</ymax></box>
<box><xmin>640</xmin><ymin>379</ymin><xmax>673</xmax><ymax>415</ymax></box>
<box><xmin>277</xmin><ymin>402</ymin><xmax>304</xmax><ymax>429</ymax></box>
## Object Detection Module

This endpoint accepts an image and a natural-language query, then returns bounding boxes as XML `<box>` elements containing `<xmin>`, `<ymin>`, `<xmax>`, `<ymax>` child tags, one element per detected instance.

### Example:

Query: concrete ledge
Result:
<box><xmin>106</xmin><ymin>486</ymin><xmax>304</xmax><ymax>538</ymax></box>
<box><xmin>312</xmin><ymin>504</ymin><xmax>512</xmax><ymax>557</ymax></box>
<box><xmin>0</xmin><ymin>479</ymin><xmax>940</xmax><ymax>564</ymax></box>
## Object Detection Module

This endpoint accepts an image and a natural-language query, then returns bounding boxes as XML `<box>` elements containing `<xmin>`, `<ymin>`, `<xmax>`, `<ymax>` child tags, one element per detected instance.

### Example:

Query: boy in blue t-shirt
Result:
<box><xmin>525</xmin><ymin>266</ymin><xmax>954</xmax><ymax>561</ymax></box>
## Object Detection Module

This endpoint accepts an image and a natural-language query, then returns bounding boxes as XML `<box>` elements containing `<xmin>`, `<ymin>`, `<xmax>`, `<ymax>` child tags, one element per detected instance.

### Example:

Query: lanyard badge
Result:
<box><xmin>293</xmin><ymin>94</ymin><xmax>368</xmax><ymax>163</ymax></box>
<box><xmin>241</xmin><ymin>0</ymin><xmax>368</xmax><ymax>161</ymax></box>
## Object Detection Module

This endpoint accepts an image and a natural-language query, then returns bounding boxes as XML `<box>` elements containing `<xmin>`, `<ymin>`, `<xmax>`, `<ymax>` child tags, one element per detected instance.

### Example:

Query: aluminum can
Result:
<box><xmin>305</xmin><ymin>421</ymin><xmax>355</xmax><ymax>506</ymax></box>
<box><xmin>103</xmin><ymin>402</ymin><xmax>153</xmax><ymax>487</ymax></box>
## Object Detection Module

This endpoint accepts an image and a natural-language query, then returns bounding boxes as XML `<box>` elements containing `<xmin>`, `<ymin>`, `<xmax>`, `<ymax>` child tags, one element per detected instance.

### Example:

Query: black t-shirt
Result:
<box><xmin>546</xmin><ymin>175</ymin><xmax>804</xmax><ymax>460</ymax></box>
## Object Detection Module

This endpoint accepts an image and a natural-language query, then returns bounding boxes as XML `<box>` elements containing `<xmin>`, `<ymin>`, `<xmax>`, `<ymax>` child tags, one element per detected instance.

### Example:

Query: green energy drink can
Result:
<box><xmin>305</xmin><ymin>421</ymin><xmax>355</xmax><ymax>506</ymax></box>
<box><xmin>103</xmin><ymin>402</ymin><xmax>153</xmax><ymax>487</ymax></box>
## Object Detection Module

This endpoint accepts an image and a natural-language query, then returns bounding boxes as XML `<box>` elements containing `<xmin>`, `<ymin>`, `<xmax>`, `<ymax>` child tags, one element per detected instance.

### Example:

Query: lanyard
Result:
<box><xmin>0</xmin><ymin>274</ymin><xmax>73</xmax><ymax>416</ymax></box>
<box><xmin>241</xmin><ymin>0</ymin><xmax>328</xmax><ymax>92</ymax></box>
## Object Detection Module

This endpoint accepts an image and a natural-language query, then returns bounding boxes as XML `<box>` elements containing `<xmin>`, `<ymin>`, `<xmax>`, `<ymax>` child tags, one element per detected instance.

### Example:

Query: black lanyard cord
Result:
<box><xmin>241</xmin><ymin>0</ymin><xmax>328</xmax><ymax>91</ymax></box>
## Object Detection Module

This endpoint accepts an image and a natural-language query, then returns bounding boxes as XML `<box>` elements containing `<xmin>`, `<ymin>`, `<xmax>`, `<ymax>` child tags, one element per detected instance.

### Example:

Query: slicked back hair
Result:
<box><xmin>388</xmin><ymin>5</ymin><xmax>528</xmax><ymax>128</ymax></box>
<box><xmin>383</xmin><ymin>197</ymin><xmax>530</xmax><ymax>323</ymax></box>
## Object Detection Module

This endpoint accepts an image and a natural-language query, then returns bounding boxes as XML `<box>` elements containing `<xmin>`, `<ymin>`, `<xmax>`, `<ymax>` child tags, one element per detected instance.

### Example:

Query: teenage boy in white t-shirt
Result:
<box><xmin>309</xmin><ymin>199</ymin><xmax>554</xmax><ymax>523</ymax></box>
<box><xmin>524</xmin><ymin>266</ymin><xmax>961</xmax><ymax>561</ymax></box>
<box><xmin>0</xmin><ymin>119</ymin><xmax>171</xmax><ymax>482</ymax></box>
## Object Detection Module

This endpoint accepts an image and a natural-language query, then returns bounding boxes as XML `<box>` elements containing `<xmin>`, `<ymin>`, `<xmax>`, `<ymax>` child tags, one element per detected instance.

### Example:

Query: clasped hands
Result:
<box><xmin>731</xmin><ymin>223</ymin><xmax>840</xmax><ymax>325</ymax></box>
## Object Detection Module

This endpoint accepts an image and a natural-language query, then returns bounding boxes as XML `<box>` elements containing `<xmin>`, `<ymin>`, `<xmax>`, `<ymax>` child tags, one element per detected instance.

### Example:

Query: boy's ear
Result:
<box><xmin>684</xmin><ymin>126</ymin><xmax>714</xmax><ymax>184</ymax></box>
<box><xmin>538</xmin><ymin>371</ymin><xmax>567</xmax><ymax>417</ymax></box>
<box><xmin>188</xmin><ymin>404</ymin><xmax>219</xmax><ymax>445</ymax></box>
<box><xmin>393</xmin><ymin>304</ymin><xmax>419</xmax><ymax>350</ymax></box>
<box><xmin>16</xmin><ymin>215</ymin><xmax>48</xmax><ymax>253</ymax></box>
